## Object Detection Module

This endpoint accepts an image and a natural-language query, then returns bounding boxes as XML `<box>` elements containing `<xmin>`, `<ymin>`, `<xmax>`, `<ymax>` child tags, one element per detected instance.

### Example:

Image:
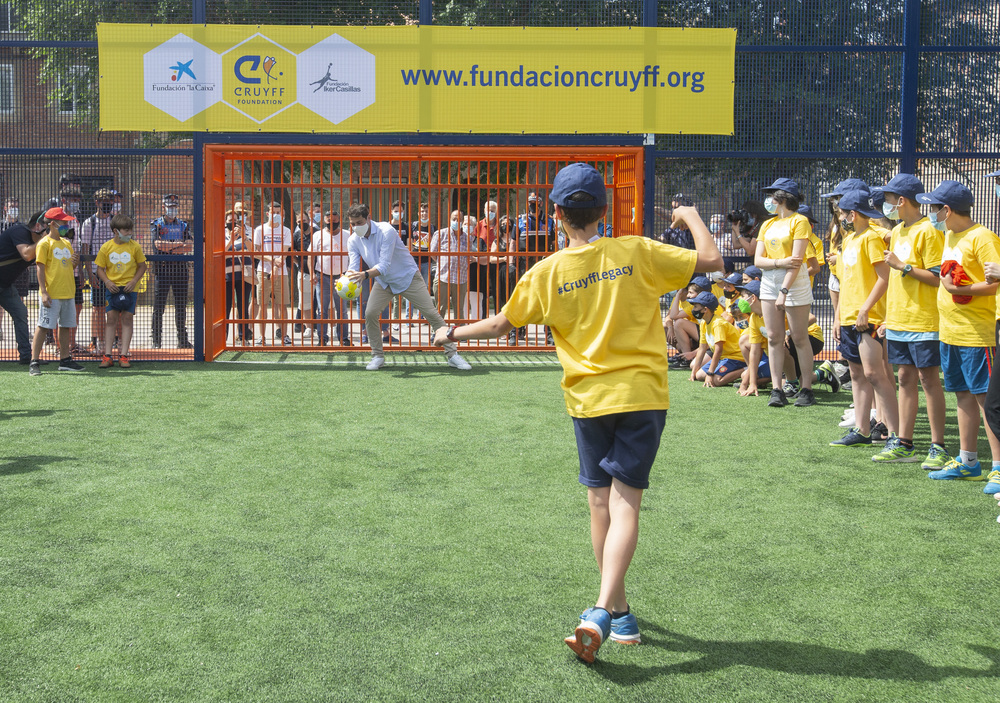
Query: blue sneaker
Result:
<box><xmin>579</xmin><ymin>608</ymin><xmax>641</xmax><ymax>644</ymax></box>
<box><xmin>830</xmin><ymin>427</ymin><xmax>872</xmax><ymax>447</ymax></box>
<box><xmin>928</xmin><ymin>459</ymin><xmax>984</xmax><ymax>481</ymax></box>
<box><xmin>983</xmin><ymin>470</ymin><xmax>1000</xmax><ymax>494</ymax></box>
<box><xmin>565</xmin><ymin>607</ymin><xmax>611</xmax><ymax>663</ymax></box>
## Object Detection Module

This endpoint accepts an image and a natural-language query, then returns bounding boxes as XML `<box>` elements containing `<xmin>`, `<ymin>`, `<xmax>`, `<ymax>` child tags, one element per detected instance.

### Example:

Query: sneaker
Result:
<box><xmin>254</xmin><ymin>336</ymin><xmax>264</xmax><ymax>346</ymax></box>
<box><xmin>99</xmin><ymin>355</ymin><xmax>114</xmax><ymax>369</ymax></box>
<box><xmin>983</xmin><ymin>470</ymin><xmax>1000</xmax><ymax>495</ymax></box>
<box><xmin>782</xmin><ymin>380</ymin><xmax>800</xmax><ymax>398</ymax></box>
<box><xmin>448</xmin><ymin>353</ymin><xmax>472</xmax><ymax>370</ymax></box>
<box><xmin>817</xmin><ymin>361</ymin><xmax>841</xmax><ymax>393</ymax></box>
<box><xmin>382</xmin><ymin>335</ymin><xmax>400</xmax><ymax>344</ymax></box>
<box><xmin>830</xmin><ymin>427</ymin><xmax>872</xmax><ymax>447</ymax></box>
<box><xmin>178</xmin><ymin>340</ymin><xmax>193</xmax><ymax>349</ymax></box>
<box><xmin>28</xmin><ymin>361</ymin><xmax>41</xmax><ymax>376</ymax></box>
<box><xmin>283</xmin><ymin>335</ymin><xmax>293</xmax><ymax>346</ymax></box>
<box><xmin>506</xmin><ymin>331</ymin><xmax>519</xmax><ymax>346</ymax></box>
<box><xmin>872</xmin><ymin>437</ymin><xmax>921</xmax><ymax>463</ymax></box>
<box><xmin>118</xmin><ymin>355</ymin><xmax>131</xmax><ymax>369</ymax></box>
<box><xmin>58</xmin><ymin>357</ymin><xmax>85</xmax><ymax>371</ymax></box>
<box><xmin>870</xmin><ymin>421</ymin><xmax>890</xmax><ymax>443</ymax></box>
<box><xmin>794</xmin><ymin>387</ymin><xmax>816</xmax><ymax>407</ymax></box>
<box><xmin>921</xmin><ymin>444</ymin><xmax>951</xmax><ymax>470</ymax></box>
<box><xmin>565</xmin><ymin>608</ymin><xmax>611</xmax><ymax>663</ymax></box>
<box><xmin>767</xmin><ymin>389</ymin><xmax>788</xmax><ymax>407</ymax></box>
<box><xmin>578</xmin><ymin>608</ymin><xmax>640</xmax><ymax>644</ymax></box>
<box><xmin>303</xmin><ymin>328</ymin><xmax>313</xmax><ymax>338</ymax></box>
<box><xmin>366</xmin><ymin>356</ymin><xmax>385</xmax><ymax>371</ymax></box>
<box><xmin>928</xmin><ymin>459</ymin><xmax>984</xmax><ymax>480</ymax></box>
<box><xmin>340</xmin><ymin>339</ymin><xmax>353</xmax><ymax>347</ymax></box>
<box><xmin>838</xmin><ymin>415</ymin><xmax>856</xmax><ymax>428</ymax></box>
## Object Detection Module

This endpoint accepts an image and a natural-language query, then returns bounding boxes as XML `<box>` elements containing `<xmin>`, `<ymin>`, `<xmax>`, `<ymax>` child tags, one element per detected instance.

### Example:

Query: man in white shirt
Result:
<box><xmin>309</xmin><ymin>209</ymin><xmax>351</xmax><ymax>346</ymax></box>
<box><xmin>430</xmin><ymin>210</ymin><xmax>471</xmax><ymax>321</ymax></box>
<box><xmin>345</xmin><ymin>203</ymin><xmax>471</xmax><ymax>371</ymax></box>
<box><xmin>253</xmin><ymin>201</ymin><xmax>292</xmax><ymax>345</ymax></box>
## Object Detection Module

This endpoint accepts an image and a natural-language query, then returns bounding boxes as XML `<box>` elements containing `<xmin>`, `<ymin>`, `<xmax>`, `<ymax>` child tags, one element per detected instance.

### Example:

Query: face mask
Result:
<box><xmin>63</xmin><ymin>228</ymin><xmax>75</xmax><ymax>240</ymax></box>
<box><xmin>420</xmin><ymin>215</ymin><xmax>429</xmax><ymax>225</ymax></box>
<box><xmin>735</xmin><ymin>319</ymin><xmax>748</xmax><ymax>330</ymax></box>
<box><xmin>165</xmin><ymin>207</ymin><xmax>178</xmax><ymax>218</ymax></box>
<box><xmin>882</xmin><ymin>201</ymin><xmax>900</xmax><ymax>220</ymax></box>
<box><xmin>692</xmin><ymin>309</ymin><xmax>705</xmax><ymax>320</ymax></box>
<box><xmin>353</xmin><ymin>223</ymin><xmax>368</xmax><ymax>236</ymax></box>
<box><xmin>112</xmin><ymin>203</ymin><xmax>122</xmax><ymax>214</ymax></box>
<box><xmin>487</xmin><ymin>211</ymin><xmax>496</xmax><ymax>223</ymax></box>
<box><xmin>451</xmin><ymin>221</ymin><xmax>460</xmax><ymax>232</ymax></box>
<box><xmin>928</xmin><ymin>209</ymin><xmax>947</xmax><ymax>232</ymax></box>
<box><xmin>66</xmin><ymin>201</ymin><xmax>80</xmax><ymax>214</ymax></box>
<box><xmin>391</xmin><ymin>211</ymin><xmax>400</xmax><ymax>222</ymax></box>
<box><xmin>225</xmin><ymin>222</ymin><xmax>234</xmax><ymax>230</ymax></box>
<box><xmin>709</xmin><ymin>222</ymin><xmax>720</xmax><ymax>234</ymax></box>
<box><xmin>724</xmin><ymin>289</ymin><xmax>737</xmax><ymax>299</ymax></box>
<box><xmin>55</xmin><ymin>224</ymin><xmax>70</xmax><ymax>237</ymax></box>
<box><xmin>330</xmin><ymin>221</ymin><xmax>340</xmax><ymax>230</ymax></box>
<box><xmin>840</xmin><ymin>217</ymin><xmax>855</xmax><ymax>233</ymax></box>
<box><xmin>234</xmin><ymin>213</ymin><xmax>243</xmax><ymax>222</ymax></box>
<box><xmin>100</xmin><ymin>203</ymin><xmax>113</xmax><ymax>215</ymax></box>
<box><xmin>463</xmin><ymin>224</ymin><xmax>472</xmax><ymax>235</ymax></box>
<box><xmin>116</xmin><ymin>230</ymin><xmax>132</xmax><ymax>242</ymax></box>
<box><xmin>6</xmin><ymin>207</ymin><xmax>17</xmax><ymax>220</ymax></box>
<box><xmin>737</xmin><ymin>298</ymin><xmax>752</xmax><ymax>314</ymax></box>
<box><xmin>271</xmin><ymin>213</ymin><xmax>282</xmax><ymax>226</ymax></box>
<box><xmin>764</xmin><ymin>196</ymin><xmax>777</xmax><ymax>214</ymax></box>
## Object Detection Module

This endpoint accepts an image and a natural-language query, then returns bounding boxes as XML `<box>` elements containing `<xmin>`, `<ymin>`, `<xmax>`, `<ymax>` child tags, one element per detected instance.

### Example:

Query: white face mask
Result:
<box><xmin>353</xmin><ymin>223</ymin><xmax>368</xmax><ymax>236</ymax></box>
<box><xmin>487</xmin><ymin>211</ymin><xmax>496</xmax><ymax>223</ymax></box>
<box><xmin>271</xmin><ymin>213</ymin><xmax>282</xmax><ymax>226</ymax></box>
<box><xmin>420</xmin><ymin>215</ymin><xmax>429</xmax><ymax>225</ymax></box>
<box><xmin>6</xmin><ymin>207</ymin><xmax>18</xmax><ymax>220</ymax></box>
<box><xmin>391</xmin><ymin>210</ymin><xmax>400</xmax><ymax>222</ymax></box>
<box><xmin>66</xmin><ymin>201</ymin><xmax>80</xmax><ymax>214</ymax></box>
<box><xmin>116</xmin><ymin>230</ymin><xmax>132</xmax><ymax>242</ymax></box>
<box><xmin>462</xmin><ymin>224</ymin><xmax>471</xmax><ymax>235</ymax></box>
<box><xmin>112</xmin><ymin>203</ymin><xmax>122</xmax><ymax>214</ymax></box>
<box><xmin>764</xmin><ymin>196</ymin><xmax>777</xmax><ymax>214</ymax></box>
<box><xmin>450</xmin><ymin>221</ymin><xmax>460</xmax><ymax>232</ymax></box>
<box><xmin>313</xmin><ymin>212</ymin><xmax>322</xmax><ymax>225</ymax></box>
<box><xmin>709</xmin><ymin>222</ymin><xmax>720</xmax><ymax>234</ymax></box>
<box><xmin>165</xmin><ymin>207</ymin><xmax>179</xmax><ymax>218</ymax></box>
<box><xmin>882</xmin><ymin>201</ymin><xmax>900</xmax><ymax>221</ymax></box>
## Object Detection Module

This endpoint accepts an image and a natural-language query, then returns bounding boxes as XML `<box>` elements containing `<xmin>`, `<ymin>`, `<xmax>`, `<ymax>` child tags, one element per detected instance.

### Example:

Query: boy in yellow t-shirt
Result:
<box><xmin>734</xmin><ymin>279</ymin><xmax>772</xmax><ymax>396</ymax></box>
<box><xmin>689</xmin><ymin>291</ymin><xmax>747</xmax><ymax>387</ymax></box>
<box><xmin>28</xmin><ymin>207</ymin><xmax>83</xmax><ymax>375</ymax></box>
<box><xmin>432</xmin><ymin>163</ymin><xmax>722</xmax><ymax>663</ymax></box>
<box><xmin>95</xmin><ymin>214</ymin><xmax>148</xmax><ymax>369</ymax></box>
<box><xmin>830</xmin><ymin>190</ymin><xmax>899</xmax><ymax>448</ymax></box>
<box><xmin>917</xmin><ymin>181</ymin><xmax>1000</xmax><ymax>480</ymax></box>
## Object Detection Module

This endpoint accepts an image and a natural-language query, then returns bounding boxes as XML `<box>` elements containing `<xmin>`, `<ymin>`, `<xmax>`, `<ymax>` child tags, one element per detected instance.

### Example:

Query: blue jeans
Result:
<box><xmin>315</xmin><ymin>274</ymin><xmax>348</xmax><ymax>342</ymax></box>
<box><xmin>0</xmin><ymin>283</ymin><xmax>30</xmax><ymax>360</ymax></box>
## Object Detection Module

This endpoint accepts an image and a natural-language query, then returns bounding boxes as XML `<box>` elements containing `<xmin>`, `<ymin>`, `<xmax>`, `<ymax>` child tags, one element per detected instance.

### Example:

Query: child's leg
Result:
<box><xmin>593</xmin><ymin>479</ymin><xmax>643</xmax><ymax>615</ymax></box>
<box><xmin>104</xmin><ymin>310</ymin><xmax>119</xmax><ymax>354</ymax></box>
<box><xmin>714</xmin><ymin>366</ymin><xmax>745</xmax><ymax>387</ymax></box>
<box><xmin>918</xmin><ymin>367</ymin><xmax>947</xmax><ymax>446</ymax></box>
<box><xmin>849</xmin><ymin>360</ymin><xmax>873</xmax><ymax>434</ymax></box>
<box><xmin>31</xmin><ymin>324</ymin><xmax>46</xmax><ymax>361</ymax></box>
<box><xmin>58</xmin><ymin>326</ymin><xmax>71</xmax><ymax>358</ymax></box>
<box><xmin>120</xmin><ymin>312</ymin><xmax>134</xmax><ymax>355</ymax></box>
<box><xmin>785</xmin><ymin>306</ymin><xmax>814</xmax><ymax>390</ymax></box>
<box><xmin>859</xmin><ymin>335</ymin><xmax>898</xmax><ymax>434</ymax></box>
<box><xmin>955</xmin><ymin>391</ymin><xmax>980</xmax><ymax>454</ymax></box>
<box><xmin>897</xmin><ymin>363</ymin><xmax>920</xmax><ymax>441</ymax></box>
<box><xmin>587</xmin><ymin>487</ymin><xmax>611</xmax><ymax>575</ymax></box>
<box><xmin>761</xmin><ymin>302</ymin><xmax>786</xmax><ymax>389</ymax></box>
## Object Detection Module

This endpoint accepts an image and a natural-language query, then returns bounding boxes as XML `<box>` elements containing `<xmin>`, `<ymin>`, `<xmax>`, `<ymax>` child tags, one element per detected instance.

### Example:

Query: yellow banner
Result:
<box><xmin>98</xmin><ymin>24</ymin><xmax>735</xmax><ymax>134</ymax></box>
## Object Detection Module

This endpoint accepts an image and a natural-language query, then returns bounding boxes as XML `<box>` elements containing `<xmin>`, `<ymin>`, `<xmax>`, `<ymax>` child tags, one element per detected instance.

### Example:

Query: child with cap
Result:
<box><xmin>742</xmin><ymin>265</ymin><xmax>762</xmax><ymax>283</ymax></box>
<box><xmin>665</xmin><ymin>281</ymin><xmax>699</xmax><ymax>368</ymax></box>
<box><xmin>754</xmin><ymin>178</ymin><xmax>817</xmax><ymax>407</ymax></box>
<box><xmin>431</xmin><ymin>162</ymin><xmax>722</xmax><ymax>663</ymax></box>
<box><xmin>821</xmin><ymin>179</ymin><xmax>871</xmax><ymax>357</ymax></box>
<box><xmin>871</xmin><ymin>174</ymin><xmax>948</xmax><ymax>466</ymax></box>
<box><xmin>830</xmin><ymin>190</ymin><xmax>899</xmax><ymax>448</ymax></box>
<box><xmin>981</xmin><ymin>168</ymin><xmax>1000</xmax><ymax>496</ymax></box>
<box><xmin>95</xmin><ymin>214</ymin><xmax>148</xmax><ymax>368</ymax></box>
<box><xmin>27</xmin><ymin>207</ymin><xmax>84</xmax><ymax>376</ymax></box>
<box><xmin>917</xmin><ymin>180</ymin><xmax>1000</xmax><ymax>480</ymax></box>
<box><xmin>735</xmin><ymin>279</ymin><xmax>772</xmax><ymax>396</ymax></box>
<box><xmin>689</xmin><ymin>290</ymin><xmax>747</xmax><ymax>387</ymax></box>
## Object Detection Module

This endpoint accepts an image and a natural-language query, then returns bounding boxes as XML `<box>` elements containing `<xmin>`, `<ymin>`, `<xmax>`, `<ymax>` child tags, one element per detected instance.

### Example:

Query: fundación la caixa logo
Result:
<box><xmin>142</xmin><ymin>32</ymin><xmax>375</xmax><ymax>125</ymax></box>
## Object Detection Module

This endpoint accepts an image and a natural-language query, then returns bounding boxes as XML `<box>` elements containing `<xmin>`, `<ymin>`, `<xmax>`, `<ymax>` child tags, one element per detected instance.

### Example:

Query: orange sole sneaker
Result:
<box><xmin>564</xmin><ymin>622</ymin><xmax>605</xmax><ymax>663</ymax></box>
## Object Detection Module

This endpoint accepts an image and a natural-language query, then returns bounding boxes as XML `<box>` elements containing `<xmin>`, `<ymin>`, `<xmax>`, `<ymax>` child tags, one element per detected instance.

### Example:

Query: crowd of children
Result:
<box><xmin>666</xmin><ymin>174</ymin><xmax>1000</xmax><ymax>506</ymax></box>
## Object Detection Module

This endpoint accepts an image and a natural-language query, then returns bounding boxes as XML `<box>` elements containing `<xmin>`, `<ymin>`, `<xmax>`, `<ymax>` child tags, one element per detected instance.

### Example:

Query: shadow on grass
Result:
<box><xmin>0</xmin><ymin>455</ymin><xmax>71</xmax><ymax>476</ymax></box>
<box><xmin>0</xmin><ymin>408</ymin><xmax>64</xmax><ymax>422</ymax></box>
<box><xmin>590</xmin><ymin>622</ymin><xmax>1000</xmax><ymax>683</ymax></box>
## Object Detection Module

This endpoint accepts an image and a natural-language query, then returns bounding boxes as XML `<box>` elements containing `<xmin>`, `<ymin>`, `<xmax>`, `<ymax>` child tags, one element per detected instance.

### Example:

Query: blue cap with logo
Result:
<box><xmin>916</xmin><ymin>180</ymin><xmax>974</xmax><ymax>210</ymax></box>
<box><xmin>797</xmin><ymin>204</ymin><xmax>818</xmax><ymax>224</ymax></box>
<box><xmin>736</xmin><ymin>279</ymin><xmax>761</xmax><ymax>298</ymax></box>
<box><xmin>743</xmin><ymin>265</ymin><xmax>762</xmax><ymax>280</ymax></box>
<box><xmin>762</xmin><ymin>178</ymin><xmax>800</xmax><ymax>198</ymax></box>
<box><xmin>550</xmin><ymin>163</ymin><xmax>608</xmax><ymax>209</ymax></box>
<box><xmin>838</xmin><ymin>190</ymin><xmax>882</xmax><ymax>219</ymax></box>
<box><xmin>689</xmin><ymin>291</ymin><xmax>719</xmax><ymax>310</ymax></box>
<box><xmin>874</xmin><ymin>173</ymin><xmax>924</xmax><ymax>201</ymax></box>
<box><xmin>690</xmin><ymin>275</ymin><xmax>712</xmax><ymax>291</ymax></box>
<box><xmin>820</xmin><ymin>178</ymin><xmax>870</xmax><ymax>200</ymax></box>
<box><xmin>723</xmin><ymin>272</ymin><xmax>743</xmax><ymax>286</ymax></box>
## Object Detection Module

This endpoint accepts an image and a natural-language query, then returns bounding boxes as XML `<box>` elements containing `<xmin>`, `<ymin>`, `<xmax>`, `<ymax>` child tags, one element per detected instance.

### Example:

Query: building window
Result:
<box><xmin>58</xmin><ymin>65</ymin><xmax>90</xmax><ymax>115</ymax></box>
<box><xmin>0</xmin><ymin>64</ymin><xmax>13</xmax><ymax>114</ymax></box>
<box><xmin>0</xmin><ymin>3</ymin><xmax>14</xmax><ymax>33</ymax></box>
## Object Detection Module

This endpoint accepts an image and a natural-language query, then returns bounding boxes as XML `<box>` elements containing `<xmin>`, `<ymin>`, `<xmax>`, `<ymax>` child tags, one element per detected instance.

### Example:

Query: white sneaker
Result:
<box><xmin>841</xmin><ymin>408</ymin><xmax>855</xmax><ymax>422</ymax></box>
<box><xmin>838</xmin><ymin>416</ymin><xmax>856</xmax><ymax>428</ymax></box>
<box><xmin>447</xmin><ymin>353</ymin><xmax>472</xmax><ymax>370</ymax></box>
<box><xmin>366</xmin><ymin>356</ymin><xmax>385</xmax><ymax>371</ymax></box>
<box><xmin>302</xmin><ymin>328</ymin><xmax>312</xmax><ymax>338</ymax></box>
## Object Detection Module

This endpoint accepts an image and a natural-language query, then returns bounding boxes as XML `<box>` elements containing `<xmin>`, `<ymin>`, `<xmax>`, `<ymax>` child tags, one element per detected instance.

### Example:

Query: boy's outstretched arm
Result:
<box><xmin>432</xmin><ymin>313</ymin><xmax>514</xmax><ymax>346</ymax></box>
<box><xmin>672</xmin><ymin>205</ymin><xmax>722</xmax><ymax>273</ymax></box>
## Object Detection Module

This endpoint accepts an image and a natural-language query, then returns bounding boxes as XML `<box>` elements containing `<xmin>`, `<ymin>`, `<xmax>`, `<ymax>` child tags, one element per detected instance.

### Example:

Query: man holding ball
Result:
<box><xmin>433</xmin><ymin>163</ymin><xmax>722</xmax><ymax>662</ymax></box>
<box><xmin>344</xmin><ymin>203</ymin><xmax>471</xmax><ymax>371</ymax></box>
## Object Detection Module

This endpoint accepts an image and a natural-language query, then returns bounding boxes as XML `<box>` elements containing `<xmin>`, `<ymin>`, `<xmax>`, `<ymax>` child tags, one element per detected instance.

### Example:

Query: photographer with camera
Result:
<box><xmin>726</xmin><ymin>200</ymin><xmax>772</xmax><ymax>258</ymax></box>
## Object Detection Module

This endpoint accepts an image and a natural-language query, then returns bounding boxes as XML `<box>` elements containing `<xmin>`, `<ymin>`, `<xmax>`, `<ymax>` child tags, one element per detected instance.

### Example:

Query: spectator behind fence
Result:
<box><xmin>490</xmin><ymin>215</ymin><xmax>517</xmax><ymax>341</ymax></box>
<box><xmin>1</xmin><ymin>197</ymin><xmax>23</xmax><ymax>342</ymax></box>
<box><xmin>28</xmin><ymin>207</ymin><xmax>83</xmax><ymax>375</ymax></box>
<box><xmin>232</xmin><ymin>201</ymin><xmax>258</xmax><ymax>332</ymax></box>
<box><xmin>410</xmin><ymin>203</ymin><xmax>434</xmax><ymax>293</ymax></box>
<box><xmin>292</xmin><ymin>206</ymin><xmax>320</xmax><ymax>337</ymax></box>
<box><xmin>344</xmin><ymin>202</ymin><xmax>470</xmax><ymax>371</ymax></box>
<box><xmin>309</xmin><ymin>210</ymin><xmax>351</xmax><ymax>346</ymax></box>
<box><xmin>81</xmin><ymin>188</ymin><xmax>118</xmax><ymax>354</ymax></box>
<box><xmin>430</xmin><ymin>210</ymin><xmax>471</xmax><ymax>321</ymax></box>
<box><xmin>388</xmin><ymin>199</ymin><xmax>411</xmax><ymax>326</ymax></box>
<box><xmin>253</xmin><ymin>201</ymin><xmax>293</xmax><ymax>346</ymax></box>
<box><xmin>0</xmin><ymin>210</ymin><xmax>46</xmax><ymax>363</ymax></box>
<box><xmin>95</xmin><ymin>214</ymin><xmax>148</xmax><ymax>369</ymax></box>
<box><xmin>466</xmin><ymin>214</ymin><xmax>490</xmax><ymax>320</ymax></box>
<box><xmin>224</xmin><ymin>209</ymin><xmax>253</xmax><ymax>343</ymax></box>
<box><xmin>151</xmin><ymin>194</ymin><xmax>193</xmax><ymax>349</ymax></box>
<box><xmin>512</xmin><ymin>192</ymin><xmax>557</xmax><ymax>345</ymax></box>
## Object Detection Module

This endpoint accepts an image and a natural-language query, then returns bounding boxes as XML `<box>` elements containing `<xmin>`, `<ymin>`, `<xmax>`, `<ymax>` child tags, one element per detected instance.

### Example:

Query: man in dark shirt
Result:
<box><xmin>0</xmin><ymin>211</ymin><xmax>46</xmax><ymax>362</ymax></box>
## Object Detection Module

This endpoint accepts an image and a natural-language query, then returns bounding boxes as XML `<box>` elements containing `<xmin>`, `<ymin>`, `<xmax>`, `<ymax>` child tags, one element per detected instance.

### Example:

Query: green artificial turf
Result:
<box><xmin>1</xmin><ymin>353</ymin><xmax>999</xmax><ymax>702</ymax></box>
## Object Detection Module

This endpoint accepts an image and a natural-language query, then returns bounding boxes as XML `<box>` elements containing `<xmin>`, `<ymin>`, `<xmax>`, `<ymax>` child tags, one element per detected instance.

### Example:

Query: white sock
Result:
<box><xmin>960</xmin><ymin>450</ymin><xmax>977</xmax><ymax>466</ymax></box>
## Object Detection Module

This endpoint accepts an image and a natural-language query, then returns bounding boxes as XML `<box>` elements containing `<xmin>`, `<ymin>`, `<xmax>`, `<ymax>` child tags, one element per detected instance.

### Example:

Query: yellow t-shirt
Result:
<box><xmin>838</xmin><ymin>225</ymin><xmax>887</xmax><ymax>327</ymax></box>
<box><xmin>747</xmin><ymin>312</ymin><xmax>768</xmax><ymax>346</ymax></box>
<box><xmin>807</xmin><ymin>230</ymin><xmax>826</xmax><ymax>266</ymax></box>
<box><xmin>885</xmin><ymin>218</ymin><xmax>943</xmax><ymax>333</ymax></box>
<box><xmin>502</xmin><ymin>236</ymin><xmax>698</xmax><ymax>417</ymax></box>
<box><xmin>808</xmin><ymin>322</ymin><xmax>824</xmax><ymax>343</ymax></box>
<box><xmin>698</xmin><ymin>313</ymin><xmax>743</xmax><ymax>361</ymax></box>
<box><xmin>95</xmin><ymin>239</ymin><xmax>147</xmax><ymax>286</ymax></box>
<box><xmin>759</xmin><ymin>213</ymin><xmax>811</xmax><ymax>259</ymax></box>
<box><xmin>937</xmin><ymin>224</ymin><xmax>1000</xmax><ymax>347</ymax></box>
<box><xmin>34</xmin><ymin>235</ymin><xmax>76</xmax><ymax>299</ymax></box>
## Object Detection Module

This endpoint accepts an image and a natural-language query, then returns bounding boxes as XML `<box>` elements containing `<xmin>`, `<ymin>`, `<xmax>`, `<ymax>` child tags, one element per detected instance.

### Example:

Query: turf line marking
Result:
<box><xmin>213</xmin><ymin>358</ymin><xmax>562</xmax><ymax>367</ymax></box>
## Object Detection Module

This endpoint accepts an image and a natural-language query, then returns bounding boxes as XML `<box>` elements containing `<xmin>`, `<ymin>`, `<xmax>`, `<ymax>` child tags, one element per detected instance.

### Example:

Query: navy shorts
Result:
<box><xmin>572</xmin><ymin>409</ymin><xmax>667</xmax><ymax>490</ymax></box>
<box><xmin>700</xmin><ymin>358</ymin><xmax>747</xmax><ymax>376</ymax></box>
<box><xmin>838</xmin><ymin>325</ymin><xmax>882</xmax><ymax>364</ymax></box>
<box><xmin>757</xmin><ymin>355</ymin><xmax>771</xmax><ymax>380</ymax></box>
<box><xmin>106</xmin><ymin>290</ymin><xmax>137</xmax><ymax>315</ymax></box>
<box><xmin>887</xmin><ymin>339</ymin><xmax>941</xmax><ymax>368</ymax></box>
<box><xmin>941</xmin><ymin>343</ymin><xmax>992</xmax><ymax>395</ymax></box>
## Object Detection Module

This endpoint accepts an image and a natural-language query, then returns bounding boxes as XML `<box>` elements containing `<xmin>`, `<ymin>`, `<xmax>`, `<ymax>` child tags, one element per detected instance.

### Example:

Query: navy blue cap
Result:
<box><xmin>689</xmin><ymin>291</ymin><xmax>719</xmax><ymax>309</ymax></box>
<box><xmin>736</xmin><ymin>279</ymin><xmax>761</xmax><ymax>298</ymax></box>
<box><xmin>987</xmin><ymin>170</ymin><xmax>1000</xmax><ymax>178</ymax></box>
<box><xmin>723</xmin><ymin>272</ymin><xmax>742</xmax><ymax>286</ymax></box>
<box><xmin>916</xmin><ymin>180</ymin><xmax>974</xmax><ymax>210</ymax></box>
<box><xmin>870</xmin><ymin>189</ymin><xmax>886</xmax><ymax>212</ymax></box>
<box><xmin>874</xmin><ymin>173</ymin><xmax>924</xmax><ymax>201</ymax></box>
<box><xmin>690</xmin><ymin>276</ymin><xmax>712</xmax><ymax>291</ymax></box>
<box><xmin>838</xmin><ymin>190</ymin><xmax>882</xmax><ymax>219</ymax></box>
<box><xmin>743</xmin><ymin>265</ymin><xmax>762</xmax><ymax>280</ymax></box>
<box><xmin>550</xmin><ymin>163</ymin><xmax>608</xmax><ymax>209</ymax></box>
<box><xmin>762</xmin><ymin>178</ymin><xmax>800</xmax><ymax>198</ymax></box>
<box><xmin>820</xmin><ymin>178</ymin><xmax>870</xmax><ymax>200</ymax></box>
<box><xmin>797</xmin><ymin>204</ymin><xmax>818</xmax><ymax>224</ymax></box>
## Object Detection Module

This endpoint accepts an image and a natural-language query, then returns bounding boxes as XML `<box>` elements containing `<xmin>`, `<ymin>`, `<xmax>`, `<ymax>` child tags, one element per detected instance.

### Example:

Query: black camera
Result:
<box><xmin>725</xmin><ymin>208</ymin><xmax>755</xmax><ymax>235</ymax></box>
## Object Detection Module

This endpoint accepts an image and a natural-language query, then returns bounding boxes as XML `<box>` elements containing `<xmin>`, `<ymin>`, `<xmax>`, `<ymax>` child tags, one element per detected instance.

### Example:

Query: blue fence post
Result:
<box><xmin>642</xmin><ymin>0</ymin><xmax>657</xmax><ymax>236</ymax></box>
<box><xmin>192</xmin><ymin>0</ymin><xmax>206</xmax><ymax>24</ymax></box>
<box><xmin>193</xmin><ymin>132</ymin><xmax>205</xmax><ymax>362</ymax></box>
<box><xmin>420</xmin><ymin>0</ymin><xmax>432</xmax><ymax>26</ymax></box>
<box><xmin>899</xmin><ymin>0</ymin><xmax>921</xmax><ymax>174</ymax></box>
